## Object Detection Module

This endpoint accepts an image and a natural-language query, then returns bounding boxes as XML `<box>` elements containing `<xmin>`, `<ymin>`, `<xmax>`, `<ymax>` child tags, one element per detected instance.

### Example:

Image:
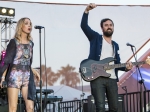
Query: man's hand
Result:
<box><xmin>85</xmin><ymin>3</ymin><xmax>97</xmax><ymax>13</ymax></box>
<box><xmin>126</xmin><ymin>61</ymin><xmax>133</xmax><ymax>70</ymax></box>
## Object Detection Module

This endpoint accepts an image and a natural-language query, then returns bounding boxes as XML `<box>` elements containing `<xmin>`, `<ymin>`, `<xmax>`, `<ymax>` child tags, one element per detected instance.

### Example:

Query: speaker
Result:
<box><xmin>83</xmin><ymin>103</ymin><xmax>88</xmax><ymax>112</ymax></box>
<box><xmin>117</xmin><ymin>95</ymin><xmax>125</xmax><ymax>112</ymax></box>
<box><xmin>83</xmin><ymin>95</ymin><xmax>96</xmax><ymax>112</ymax></box>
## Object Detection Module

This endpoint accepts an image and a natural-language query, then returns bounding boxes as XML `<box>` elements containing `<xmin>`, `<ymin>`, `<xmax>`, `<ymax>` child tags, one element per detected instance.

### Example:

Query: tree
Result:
<box><xmin>34</xmin><ymin>64</ymin><xmax>81</xmax><ymax>88</ymax></box>
<box><xmin>57</xmin><ymin>64</ymin><xmax>80</xmax><ymax>88</ymax></box>
<box><xmin>34</xmin><ymin>65</ymin><xmax>59</xmax><ymax>86</ymax></box>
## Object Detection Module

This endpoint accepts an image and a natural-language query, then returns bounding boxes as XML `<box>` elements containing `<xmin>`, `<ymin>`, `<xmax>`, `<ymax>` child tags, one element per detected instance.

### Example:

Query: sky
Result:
<box><xmin>0</xmin><ymin>1</ymin><xmax>150</xmax><ymax>86</ymax></box>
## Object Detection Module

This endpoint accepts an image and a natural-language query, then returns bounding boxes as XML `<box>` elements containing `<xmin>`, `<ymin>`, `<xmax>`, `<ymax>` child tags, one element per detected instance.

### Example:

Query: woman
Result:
<box><xmin>0</xmin><ymin>17</ymin><xmax>40</xmax><ymax>112</ymax></box>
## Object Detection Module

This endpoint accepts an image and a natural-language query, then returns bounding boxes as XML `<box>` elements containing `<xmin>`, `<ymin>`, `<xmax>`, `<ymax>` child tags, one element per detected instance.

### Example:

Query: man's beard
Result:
<box><xmin>103</xmin><ymin>29</ymin><xmax>113</xmax><ymax>37</ymax></box>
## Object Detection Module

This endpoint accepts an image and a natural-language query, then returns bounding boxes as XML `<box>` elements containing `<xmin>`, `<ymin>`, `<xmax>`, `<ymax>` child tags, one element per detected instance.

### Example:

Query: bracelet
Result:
<box><xmin>1</xmin><ymin>76</ymin><xmax>5</xmax><ymax>79</ymax></box>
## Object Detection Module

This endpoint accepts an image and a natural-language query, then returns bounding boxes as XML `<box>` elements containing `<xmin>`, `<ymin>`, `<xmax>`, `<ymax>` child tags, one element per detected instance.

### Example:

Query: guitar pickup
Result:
<box><xmin>92</xmin><ymin>66</ymin><xmax>97</xmax><ymax>73</ymax></box>
<box><xmin>82</xmin><ymin>67</ymin><xmax>87</xmax><ymax>73</ymax></box>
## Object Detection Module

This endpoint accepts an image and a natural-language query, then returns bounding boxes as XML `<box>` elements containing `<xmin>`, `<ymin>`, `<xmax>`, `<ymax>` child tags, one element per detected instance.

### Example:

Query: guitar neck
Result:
<box><xmin>104</xmin><ymin>61</ymin><xmax>146</xmax><ymax>70</ymax></box>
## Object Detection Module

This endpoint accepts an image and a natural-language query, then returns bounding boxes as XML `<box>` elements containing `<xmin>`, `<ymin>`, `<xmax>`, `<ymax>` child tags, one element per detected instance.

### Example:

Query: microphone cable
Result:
<box><xmin>79</xmin><ymin>69</ymin><xmax>85</xmax><ymax>112</ymax></box>
<box><xmin>43</xmin><ymin>27</ymin><xmax>48</xmax><ymax>112</ymax></box>
<box><xmin>130</xmin><ymin>46</ymin><xmax>140</xmax><ymax>111</ymax></box>
<box><xmin>134</xmin><ymin>47</ymin><xmax>140</xmax><ymax>108</ymax></box>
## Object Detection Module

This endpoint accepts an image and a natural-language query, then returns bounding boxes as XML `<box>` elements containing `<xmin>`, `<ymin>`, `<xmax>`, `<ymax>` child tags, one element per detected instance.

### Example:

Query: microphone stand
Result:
<box><xmin>37</xmin><ymin>28</ymin><xmax>43</xmax><ymax>112</ymax></box>
<box><xmin>130</xmin><ymin>46</ymin><xmax>146</xmax><ymax>112</ymax></box>
<box><xmin>122</xmin><ymin>86</ymin><xmax>128</xmax><ymax>112</ymax></box>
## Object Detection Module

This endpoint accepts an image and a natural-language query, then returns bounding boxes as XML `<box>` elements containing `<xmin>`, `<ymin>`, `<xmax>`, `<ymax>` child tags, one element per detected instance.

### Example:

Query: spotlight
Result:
<box><xmin>0</xmin><ymin>7</ymin><xmax>15</xmax><ymax>17</ymax></box>
<box><xmin>8</xmin><ymin>9</ymin><xmax>14</xmax><ymax>15</ymax></box>
<box><xmin>8</xmin><ymin>9</ymin><xmax>15</xmax><ymax>16</ymax></box>
<box><xmin>1</xmin><ymin>8</ymin><xmax>7</xmax><ymax>14</ymax></box>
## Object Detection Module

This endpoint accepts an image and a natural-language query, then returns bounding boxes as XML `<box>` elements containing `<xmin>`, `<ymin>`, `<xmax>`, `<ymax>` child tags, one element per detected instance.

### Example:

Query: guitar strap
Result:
<box><xmin>111</xmin><ymin>41</ymin><xmax>115</xmax><ymax>58</ymax></box>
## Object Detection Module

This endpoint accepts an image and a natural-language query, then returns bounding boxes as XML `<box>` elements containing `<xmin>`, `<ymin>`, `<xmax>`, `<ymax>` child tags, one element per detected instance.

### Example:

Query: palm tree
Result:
<box><xmin>57</xmin><ymin>64</ymin><xmax>80</xmax><ymax>88</ymax></box>
<box><xmin>34</xmin><ymin>65</ymin><xmax>59</xmax><ymax>86</ymax></box>
<box><xmin>47</xmin><ymin>67</ymin><xmax>60</xmax><ymax>86</ymax></box>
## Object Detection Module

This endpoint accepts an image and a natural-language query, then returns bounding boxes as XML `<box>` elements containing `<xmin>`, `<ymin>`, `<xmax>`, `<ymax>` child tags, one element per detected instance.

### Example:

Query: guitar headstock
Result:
<box><xmin>146</xmin><ymin>56</ymin><xmax>150</xmax><ymax>65</ymax></box>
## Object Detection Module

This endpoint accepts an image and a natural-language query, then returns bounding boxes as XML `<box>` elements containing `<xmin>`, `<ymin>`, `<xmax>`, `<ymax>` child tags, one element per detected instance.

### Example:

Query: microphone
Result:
<box><xmin>34</xmin><ymin>25</ymin><xmax>44</xmax><ymax>29</ymax></box>
<box><xmin>126</xmin><ymin>43</ymin><xmax>135</xmax><ymax>47</ymax></box>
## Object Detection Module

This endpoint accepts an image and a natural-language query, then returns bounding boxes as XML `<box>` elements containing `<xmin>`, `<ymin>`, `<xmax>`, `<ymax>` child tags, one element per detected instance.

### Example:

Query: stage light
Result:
<box><xmin>8</xmin><ymin>9</ymin><xmax>14</xmax><ymax>15</ymax></box>
<box><xmin>2</xmin><ymin>8</ymin><xmax>7</xmax><ymax>14</ymax></box>
<box><xmin>8</xmin><ymin>9</ymin><xmax>15</xmax><ymax>16</ymax></box>
<box><xmin>0</xmin><ymin>7</ymin><xmax>15</xmax><ymax>17</ymax></box>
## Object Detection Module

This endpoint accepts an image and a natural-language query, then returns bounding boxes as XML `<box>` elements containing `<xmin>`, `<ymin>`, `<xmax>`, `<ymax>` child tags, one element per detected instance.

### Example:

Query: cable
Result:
<box><xmin>1</xmin><ymin>22</ymin><xmax>17</xmax><ymax>34</ymax></box>
<box><xmin>43</xmin><ymin>27</ymin><xmax>48</xmax><ymax>112</ymax></box>
<box><xmin>1</xmin><ymin>24</ymin><xmax>5</xmax><ymax>30</ymax></box>
<box><xmin>80</xmin><ymin>72</ymin><xmax>85</xmax><ymax>112</ymax></box>
<box><xmin>43</xmin><ymin>28</ymin><xmax>47</xmax><ymax>91</ymax></box>
<box><xmin>134</xmin><ymin>47</ymin><xmax>139</xmax><ymax>92</ymax></box>
<box><xmin>1</xmin><ymin>24</ymin><xmax>12</xmax><ymax>34</ymax></box>
<box><xmin>12</xmin><ymin>23</ymin><xmax>16</xmax><ymax>30</ymax></box>
<box><xmin>81</xmin><ymin>77</ymin><xmax>84</xmax><ymax>99</ymax></box>
<box><xmin>79</xmin><ymin>68</ymin><xmax>85</xmax><ymax>98</ymax></box>
<box><xmin>1</xmin><ymin>45</ymin><xmax>5</xmax><ymax>50</ymax></box>
<box><xmin>132</xmin><ymin>47</ymin><xmax>140</xmax><ymax>108</ymax></box>
<box><xmin>133</xmin><ymin>48</ymin><xmax>145</xmax><ymax>110</ymax></box>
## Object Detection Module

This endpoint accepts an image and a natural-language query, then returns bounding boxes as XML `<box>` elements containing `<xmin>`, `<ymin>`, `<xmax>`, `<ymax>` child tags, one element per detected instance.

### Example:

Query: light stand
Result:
<box><xmin>130</xmin><ymin>46</ymin><xmax>146</xmax><ymax>112</ymax></box>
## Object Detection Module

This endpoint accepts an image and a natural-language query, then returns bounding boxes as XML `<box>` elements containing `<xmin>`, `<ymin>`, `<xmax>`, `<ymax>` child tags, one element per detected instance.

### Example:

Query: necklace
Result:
<box><xmin>20</xmin><ymin>38</ymin><xmax>30</xmax><ymax>59</ymax></box>
<box><xmin>24</xmin><ymin>54</ymin><xmax>29</xmax><ymax>59</ymax></box>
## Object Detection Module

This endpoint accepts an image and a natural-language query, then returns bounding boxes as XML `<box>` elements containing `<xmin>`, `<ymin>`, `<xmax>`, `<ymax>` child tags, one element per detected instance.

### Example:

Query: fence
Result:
<box><xmin>1</xmin><ymin>90</ymin><xmax>150</xmax><ymax>112</ymax></box>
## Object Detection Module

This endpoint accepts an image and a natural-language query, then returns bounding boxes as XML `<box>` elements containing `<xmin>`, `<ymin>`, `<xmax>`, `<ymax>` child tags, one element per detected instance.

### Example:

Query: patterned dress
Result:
<box><xmin>8</xmin><ymin>39</ymin><xmax>33</xmax><ymax>88</ymax></box>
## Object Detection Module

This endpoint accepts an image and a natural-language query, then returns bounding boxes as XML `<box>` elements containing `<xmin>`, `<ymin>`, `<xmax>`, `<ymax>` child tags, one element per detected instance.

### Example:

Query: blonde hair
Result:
<box><xmin>14</xmin><ymin>17</ymin><xmax>32</xmax><ymax>41</ymax></box>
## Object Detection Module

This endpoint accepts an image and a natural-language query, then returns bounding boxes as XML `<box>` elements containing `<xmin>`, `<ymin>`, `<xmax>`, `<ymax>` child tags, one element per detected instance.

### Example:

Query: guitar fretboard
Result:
<box><xmin>104</xmin><ymin>61</ymin><xmax>146</xmax><ymax>70</ymax></box>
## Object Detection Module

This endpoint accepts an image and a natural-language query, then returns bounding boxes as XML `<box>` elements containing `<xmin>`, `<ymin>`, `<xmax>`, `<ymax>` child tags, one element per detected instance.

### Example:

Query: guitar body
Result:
<box><xmin>80</xmin><ymin>57</ymin><xmax>115</xmax><ymax>82</ymax></box>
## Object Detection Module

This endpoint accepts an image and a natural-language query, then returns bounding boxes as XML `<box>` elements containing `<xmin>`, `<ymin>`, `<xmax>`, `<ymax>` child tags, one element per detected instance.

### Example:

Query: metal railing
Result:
<box><xmin>58</xmin><ymin>99</ymin><xmax>88</xmax><ymax>112</ymax></box>
<box><xmin>57</xmin><ymin>91</ymin><xmax>150</xmax><ymax>112</ymax></box>
<box><xmin>120</xmin><ymin>92</ymin><xmax>141</xmax><ymax>112</ymax></box>
<box><xmin>1</xmin><ymin>90</ymin><xmax>150</xmax><ymax>112</ymax></box>
<box><xmin>144</xmin><ymin>90</ymin><xmax>150</xmax><ymax>112</ymax></box>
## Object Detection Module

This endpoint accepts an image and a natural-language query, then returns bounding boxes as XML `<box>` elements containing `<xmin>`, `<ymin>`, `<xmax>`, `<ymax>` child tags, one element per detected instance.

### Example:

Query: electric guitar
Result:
<box><xmin>79</xmin><ymin>57</ymin><xmax>150</xmax><ymax>82</ymax></box>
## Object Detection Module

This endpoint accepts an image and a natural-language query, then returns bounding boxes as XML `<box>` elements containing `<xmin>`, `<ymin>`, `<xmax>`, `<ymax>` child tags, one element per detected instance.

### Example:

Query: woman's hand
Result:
<box><xmin>32</xmin><ymin>68</ymin><xmax>40</xmax><ymax>81</ymax></box>
<box><xmin>0</xmin><ymin>77</ymin><xmax>5</xmax><ymax>88</ymax></box>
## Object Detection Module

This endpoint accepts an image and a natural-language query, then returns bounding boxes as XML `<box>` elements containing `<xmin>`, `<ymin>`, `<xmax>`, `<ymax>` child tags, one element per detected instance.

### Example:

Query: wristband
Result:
<box><xmin>1</xmin><ymin>76</ymin><xmax>5</xmax><ymax>79</ymax></box>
